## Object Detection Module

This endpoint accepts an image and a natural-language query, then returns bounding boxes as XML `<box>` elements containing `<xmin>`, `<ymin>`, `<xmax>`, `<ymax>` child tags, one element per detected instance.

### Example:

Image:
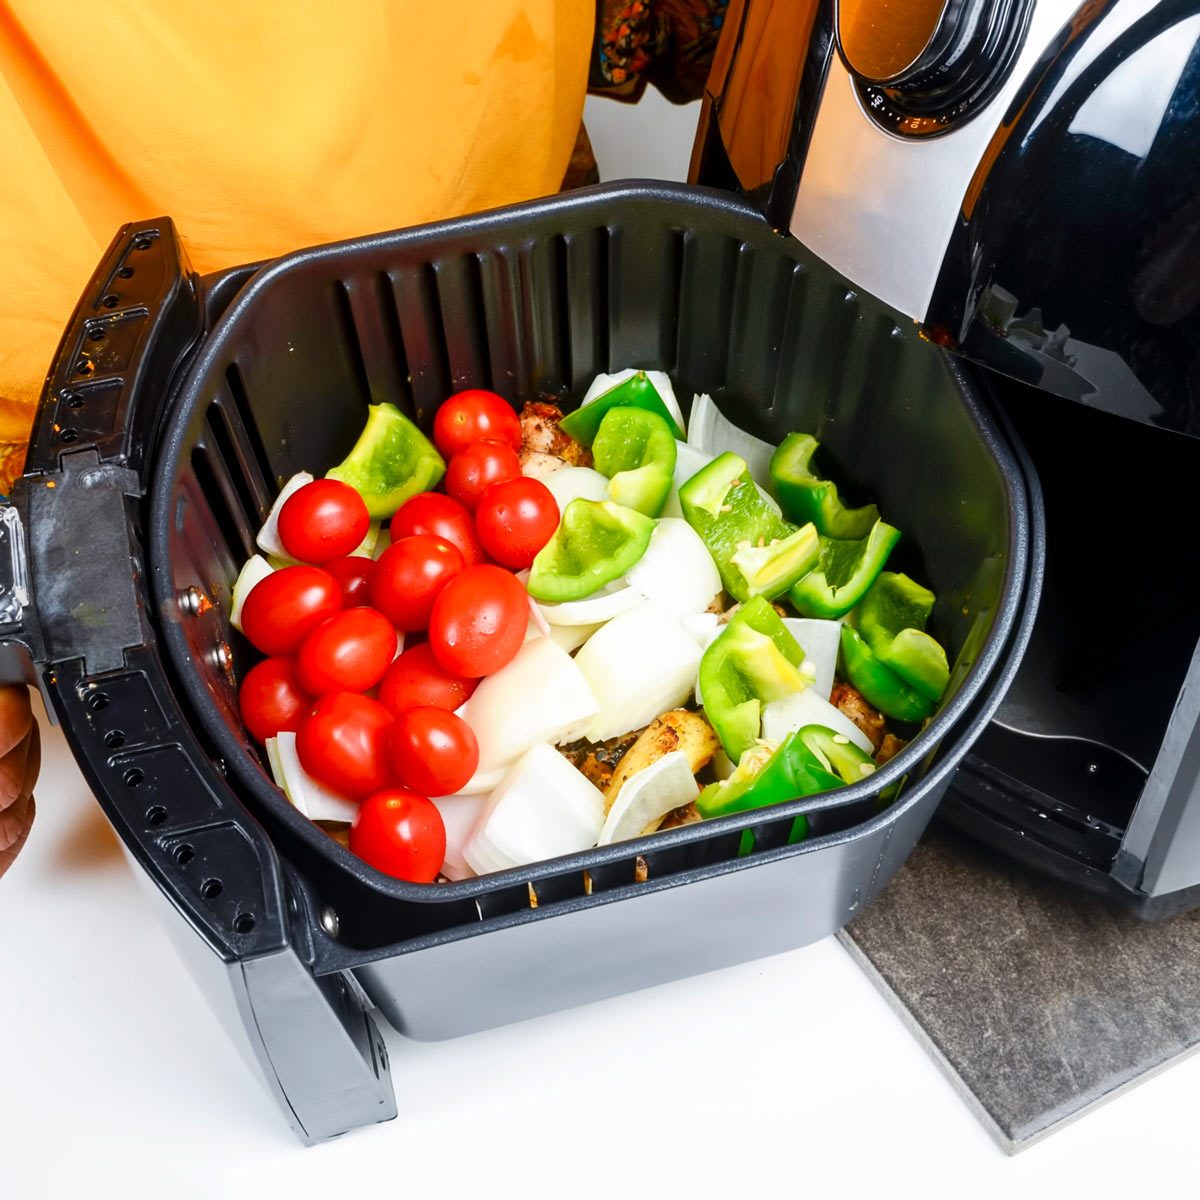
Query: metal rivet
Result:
<box><xmin>212</xmin><ymin>642</ymin><xmax>233</xmax><ymax>671</ymax></box>
<box><xmin>180</xmin><ymin>585</ymin><xmax>208</xmax><ymax>615</ymax></box>
<box><xmin>320</xmin><ymin>907</ymin><xmax>340</xmax><ymax>938</ymax></box>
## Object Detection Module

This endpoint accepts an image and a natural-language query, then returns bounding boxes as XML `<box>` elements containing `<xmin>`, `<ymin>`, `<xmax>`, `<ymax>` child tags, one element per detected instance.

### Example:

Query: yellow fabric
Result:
<box><xmin>0</xmin><ymin>0</ymin><xmax>592</xmax><ymax>488</ymax></box>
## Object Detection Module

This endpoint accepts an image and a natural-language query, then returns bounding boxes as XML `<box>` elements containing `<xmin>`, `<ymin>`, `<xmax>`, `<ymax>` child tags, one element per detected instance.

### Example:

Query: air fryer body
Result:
<box><xmin>694</xmin><ymin>0</ymin><xmax>1200</xmax><ymax>911</ymax></box>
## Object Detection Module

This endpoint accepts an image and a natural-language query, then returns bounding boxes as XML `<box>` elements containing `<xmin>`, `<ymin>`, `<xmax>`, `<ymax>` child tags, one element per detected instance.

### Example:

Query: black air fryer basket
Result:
<box><xmin>0</xmin><ymin>182</ymin><xmax>1041</xmax><ymax>1142</ymax></box>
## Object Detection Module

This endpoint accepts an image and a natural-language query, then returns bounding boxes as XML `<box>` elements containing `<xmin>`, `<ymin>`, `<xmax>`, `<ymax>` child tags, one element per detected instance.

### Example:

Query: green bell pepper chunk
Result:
<box><xmin>856</xmin><ymin>571</ymin><xmax>950</xmax><ymax>701</ymax></box>
<box><xmin>839</xmin><ymin>625</ymin><xmax>935</xmax><ymax>722</ymax></box>
<box><xmin>559</xmin><ymin>371</ymin><xmax>686</xmax><ymax>445</ymax></box>
<box><xmin>592</xmin><ymin>407</ymin><xmax>677</xmax><ymax>517</ymax></box>
<box><xmin>797</xmin><ymin>725</ymin><xmax>879</xmax><ymax>784</ymax></box>
<box><xmin>698</xmin><ymin>596</ymin><xmax>808</xmax><ymax>761</ymax></box>
<box><xmin>526</xmin><ymin>498</ymin><xmax>654</xmax><ymax>602</ymax></box>
<box><xmin>697</xmin><ymin>731</ymin><xmax>840</xmax><ymax>820</ymax></box>
<box><xmin>679</xmin><ymin>452</ymin><xmax>820</xmax><ymax>602</ymax></box>
<box><xmin>326</xmin><ymin>402</ymin><xmax>445</xmax><ymax>518</ymax></box>
<box><xmin>788</xmin><ymin>518</ymin><xmax>900</xmax><ymax>619</ymax></box>
<box><xmin>769</xmin><ymin>433</ymin><xmax>879</xmax><ymax>539</ymax></box>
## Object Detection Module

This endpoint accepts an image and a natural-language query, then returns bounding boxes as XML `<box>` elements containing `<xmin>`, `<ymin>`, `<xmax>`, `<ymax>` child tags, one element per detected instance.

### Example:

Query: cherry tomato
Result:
<box><xmin>297</xmin><ymin>692</ymin><xmax>393</xmax><ymax>798</ymax></box>
<box><xmin>277</xmin><ymin>479</ymin><xmax>370</xmax><ymax>564</ymax></box>
<box><xmin>240</xmin><ymin>565</ymin><xmax>342</xmax><ymax>656</ymax></box>
<box><xmin>350</xmin><ymin>788</ymin><xmax>446</xmax><ymax>882</ymax></box>
<box><xmin>370</xmin><ymin>535</ymin><xmax>464</xmax><ymax>631</ymax></box>
<box><xmin>433</xmin><ymin>389</ymin><xmax>521</xmax><ymax>458</ymax></box>
<box><xmin>378</xmin><ymin>642</ymin><xmax>478</xmax><ymax>716</ymax></box>
<box><xmin>295</xmin><ymin>607</ymin><xmax>398</xmax><ymax>695</ymax></box>
<box><xmin>444</xmin><ymin>440</ymin><xmax>521</xmax><ymax>511</ymax></box>
<box><xmin>474</xmin><ymin>476</ymin><xmax>559</xmax><ymax>569</ymax></box>
<box><xmin>323</xmin><ymin>555</ymin><xmax>377</xmax><ymax>607</ymax></box>
<box><xmin>392</xmin><ymin>492</ymin><xmax>483</xmax><ymax>567</ymax></box>
<box><xmin>389</xmin><ymin>706</ymin><xmax>479</xmax><ymax>796</ymax></box>
<box><xmin>428</xmin><ymin>564</ymin><xmax>529</xmax><ymax>678</ymax></box>
<box><xmin>238</xmin><ymin>657</ymin><xmax>312</xmax><ymax>744</ymax></box>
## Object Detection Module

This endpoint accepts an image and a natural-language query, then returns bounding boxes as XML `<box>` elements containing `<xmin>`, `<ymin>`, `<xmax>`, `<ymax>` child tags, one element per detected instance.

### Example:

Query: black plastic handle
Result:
<box><xmin>1</xmin><ymin>220</ymin><xmax>397</xmax><ymax>1142</ymax></box>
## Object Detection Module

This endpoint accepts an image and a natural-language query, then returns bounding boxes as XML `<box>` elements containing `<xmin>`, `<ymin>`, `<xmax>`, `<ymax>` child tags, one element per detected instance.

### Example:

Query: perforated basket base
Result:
<box><xmin>841</xmin><ymin>824</ymin><xmax>1200</xmax><ymax>1152</ymax></box>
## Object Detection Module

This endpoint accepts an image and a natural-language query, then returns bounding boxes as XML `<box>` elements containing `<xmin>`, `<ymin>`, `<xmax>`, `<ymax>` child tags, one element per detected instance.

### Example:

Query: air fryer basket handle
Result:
<box><xmin>6</xmin><ymin>220</ymin><xmax>396</xmax><ymax>1143</ymax></box>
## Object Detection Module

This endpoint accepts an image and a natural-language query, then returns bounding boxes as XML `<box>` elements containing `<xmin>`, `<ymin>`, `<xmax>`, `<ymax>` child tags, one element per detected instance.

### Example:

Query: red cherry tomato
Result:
<box><xmin>277</xmin><ymin>479</ymin><xmax>370</xmax><ymax>564</ymax></box>
<box><xmin>433</xmin><ymin>389</ymin><xmax>521</xmax><ymax>458</ymax></box>
<box><xmin>295</xmin><ymin>607</ymin><xmax>398</xmax><ymax>696</ymax></box>
<box><xmin>474</xmin><ymin>476</ymin><xmax>559</xmax><ymax>569</ymax></box>
<box><xmin>323</xmin><ymin>555</ymin><xmax>377</xmax><ymax>607</ymax></box>
<box><xmin>389</xmin><ymin>706</ymin><xmax>479</xmax><ymax>796</ymax></box>
<box><xmin>444</xmin><ymin>440</ymin><xmax>522</xmax><ymax>511</ymax></box>
<box><xmin>370</xmin><ymin>535</ymin><xmax>464</xmax><ymax>632</ymax></box>
<box><xmin>350</xmin><ymin>788</ymin><xmax>446</xmax><ymax>882</ymax></box>
<box><xmin>392</xmin><ymin>492</ymin><xmax>483</xmax><ymax>567</ymax></box>
<box><xmin>240</xmin><ymin>565</ymin><xmax>342</xmax><ymax>656</ymax></box>
<box><xmin>297</xmin><ymin>692</ymin><xmax>393</xmax><ymax>798</ymax></box>
<box><xmin>378</xmin><ymin>642</ymin><xmax>478</xmax><ymax>716</ymax></box>
<box><xmin>238</xmin><ymin>657</ymin><xmax>312</xmax><ymax>743</ymax></box>
<box><xmin>428</xmin><ymin>564</ymin><xmax>529</xmax><ymax>678</ymax></box>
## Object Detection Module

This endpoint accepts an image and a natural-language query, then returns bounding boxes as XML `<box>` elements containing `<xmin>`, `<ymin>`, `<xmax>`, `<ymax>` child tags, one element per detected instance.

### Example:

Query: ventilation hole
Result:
<box><xmin>174</xmin><ymin>843</ymin><xmax>194</xmax><ymax>865</ymax></box>
<box><xmin>85</xmin><ymin>691</ymin><xmax>110</xmax><ymax>711</ymax></box>
<box><xmin>66</xmin><ymin>395</ymin><xmax>84</xmax><ymax>409</ymax></box>
<box><xmin>133</xmin><ymin>236</ymin><xmax>152</xmax><ymax>251</ymax></box>
<box><xmin>224</xmin><ymin>363</ymin><xmax>276</xmax><ymax>495</ymax></box>
<box><xmin>190</xmin><ymin>443</ymin><xmax>253</xmax><ymax>561</ymax></box>
<box><xmin>117</xmin><ymin>266</ymin><xmax>135</xmax><ymax>278</ymax></box>
<box><xmin>59</xmin><ymin>428</ymin><xmax>78</xmax><ymax>443</ymax></box>
<box><xmin>233</xmin><ymin>913</ymin><xmax>256</xmax><ymax>933</ymax></box>
<box><xmin>87</xmin><ymin>327</ymin><xmax>106</xmax><ymax>342</ymax></box>
<box><xmin>101</xmin><ymin>294</ymin><xmax>119</xmax><ymax>309</ymax></box>
<box><xmin>123</xmin><ymin>767</ymin><xmax>144</xmax><ymax>787</ymax></box>
<box><xmin>205</xmin><ymin>405</ymin><xmax>261</xmax><ymax>533</ymax></box>
<box><xmin>200</xmin><ymin>878</ymin><xmax>223</xmax><ymax>899</ymax></box>
<box><xmin>104</xmin><ymin>729</ymin><xmax>126</xmax><ymax>749</ymax></box>
<box><xmin>145</xmin><ymin>804</ymin><xmax>167</xmax><ymax>826</ymax></box>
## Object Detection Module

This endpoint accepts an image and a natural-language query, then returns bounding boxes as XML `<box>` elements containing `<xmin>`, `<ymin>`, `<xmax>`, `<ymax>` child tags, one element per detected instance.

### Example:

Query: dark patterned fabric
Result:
<box><xmin>590</xmin><ymin>0</ymin><xmax>728</xmax><ymax>103</ymax></box>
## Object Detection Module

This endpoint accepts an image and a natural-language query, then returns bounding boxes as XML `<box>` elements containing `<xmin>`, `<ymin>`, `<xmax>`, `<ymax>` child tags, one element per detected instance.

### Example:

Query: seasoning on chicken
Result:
<box><xmin>604</xmin><ymin>709</ymin><xmax>719</xmax><ymax>811</ymax></box>
<box><xmin>519</xmin><ymin>400</ymin><xmax>592</xmax><ymax>467</ymax></box>
<box><xmin>558</xmin><ymin>728</ymin><xmax>643</xmax><ymax>792</ymax></box>
<box><xmin>876</xmin><ymin>732</ymin><xmax>907</xmax><ymax>766</ymax></box>
<box><xmin>659</xmin><ymin>801</ymin><xmax>701</xmax><ymax>830</ymax></box>
<box><xmin>830</xmin><ymin>680</ymin><xmax>887</xmax><ymax>752</ymax></box>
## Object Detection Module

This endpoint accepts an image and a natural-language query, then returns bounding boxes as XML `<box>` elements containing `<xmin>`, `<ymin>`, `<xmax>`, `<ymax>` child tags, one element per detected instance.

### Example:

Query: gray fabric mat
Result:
<box><xmin>839</xmin><ymin>823</ymin><xmax>1200</xmax><ymax>1152</ymax></box>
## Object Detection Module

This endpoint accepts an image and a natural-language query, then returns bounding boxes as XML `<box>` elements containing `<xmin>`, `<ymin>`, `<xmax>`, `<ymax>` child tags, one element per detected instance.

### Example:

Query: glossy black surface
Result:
<box><xmin>844</xmin><ymin>0</ymin><xmax>1035</xmax><ymax>137</ymax></box>
<box><xmin>930</xmin><ymin>1</ymin><xmax>1200</xmax><ymax>435</ymax></box>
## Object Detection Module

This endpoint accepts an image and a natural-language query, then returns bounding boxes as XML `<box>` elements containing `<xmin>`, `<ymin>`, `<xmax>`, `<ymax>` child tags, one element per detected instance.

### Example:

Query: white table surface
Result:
<box><xmin>4</xmin><ymin>95</ymin><xmax>1194</xmax><ymax>1199</ymax></box>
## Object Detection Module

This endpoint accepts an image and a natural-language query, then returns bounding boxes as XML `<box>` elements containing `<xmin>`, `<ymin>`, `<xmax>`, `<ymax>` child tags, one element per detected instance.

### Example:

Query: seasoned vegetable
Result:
<box><xmin>855</xmin><ymin>571</ymin><xmax>950</xmax><ymax>701</ymax></box>
<box><xmin>598</xmin><ymin>751</ymin><xmax>699</xmax><ymax>844</ymax></box>
<box><xmin>839</xmin><ymin>625</ymin><xmax>935</xmax><ymax>722</ymax></box>
<box><xmin>761</xmin><ymin>686</ymin><xmax>875</xmax><ymax>755</ymax></box>
<box><xmin>526</xmin><ymin>498</ymin><xmax>655</xmax><ymax>603</ymax></box>
<box><xmin>574</xmin><ymin>602</ymin><xmax>703</xmax><ymax>743</ymax></box>
<box><xmin>697</xmin><ymin>730</ymin><xmax>838</xmax><ymax>821</ymax></box>
<box><xmin>698</xmin><ymin>596</ymin><xmax>808</xmax><ymax>762</ymax></box>
<box><xmin>797</xmin><ymin>725</ymin><xmax>878</xmax><ymax>784</ymax></box>
<box><xmin>327</xmin><ymin>403</ymin><xmax>445</xmax><ymax>517</ymax></box>
<box><xmin>789</xmin><ymin>519</ymin><xmax>900</xmax><ymax>619</ymax></box>
<box><xmin>625</xmin><ymin>518</ymin><xmax>722</xmax><ymax>618</ymax></box>
<box><xmin>769</xmin><ymin>433</ymin><xmax>878</xmax><ymax>539</ymax></box>
<box><xmin>679</xmin><ymin>452</ymin><xmax>819</xmax><ymax>602</ymax></box>
<box><xmin>592</xmin><ymin>406</ymin><xmax>677</xmax><ymax>517</ymax></box>
<box><xmin>560</xmin><ymin>370</ymin><xmax>686</xmax><ymax>444</ymax></box>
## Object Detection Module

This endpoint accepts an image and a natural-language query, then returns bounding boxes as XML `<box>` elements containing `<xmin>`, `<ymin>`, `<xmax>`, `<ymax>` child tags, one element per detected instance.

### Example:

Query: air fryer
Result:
<box><xmin>0</xmin><ymin>174</ymin><xmax>1039</xmax><ymax>1142</ymax></box>
<box><xmin>693</xmin><ymin>0</ymin><xmax>1200</xmax><ymax>915</ymax></box>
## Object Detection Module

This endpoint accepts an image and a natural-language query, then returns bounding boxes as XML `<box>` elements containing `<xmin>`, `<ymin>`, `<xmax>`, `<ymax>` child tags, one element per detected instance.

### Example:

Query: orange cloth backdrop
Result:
<box><xmin>0</xmin><ymin>1</ymin><xmax>592</xmax><ymax>489</ymax></box>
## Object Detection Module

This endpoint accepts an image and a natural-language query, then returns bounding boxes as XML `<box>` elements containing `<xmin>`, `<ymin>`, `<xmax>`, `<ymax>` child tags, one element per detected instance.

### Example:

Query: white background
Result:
<box><xmin>3</xmin><ymin>96</ymin><xmax>1196</xmax><ymax>1198</ymax></box>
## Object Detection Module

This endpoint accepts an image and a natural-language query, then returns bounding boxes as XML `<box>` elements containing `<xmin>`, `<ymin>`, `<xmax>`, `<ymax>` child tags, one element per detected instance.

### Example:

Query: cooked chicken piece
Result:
<box><xmin>604</xmin><ymin>709</ymin><xmax>720</xmax><ymax>812</ymax></box>
<box><xmin>830</xmin><ymin>681</ymin><xmax>887</xmax><ymax>752</ymax></box>
<box><xmin>558</xmin><ymin>728</ymin><xmax>643</xmax><ymax>791</ymax></box>
<box><xmin>316</xmin><ymin>821</ymin><xmax>351</xmax><ymax>849</ymax></box>
<box><xmin>659</xmin><ymin>801</ymin><xmax>702</xmax><ymax>830</ymax></box>
<box><xmin>876</xmin><ymin>732</ymin><xmax>907</xmax><ymax>766</ymax></box>
<box><xmin>520</xmin><ymin>451</ymin><xmax>569</xmax><ymax>480</ymax></box>
<box><xmin>705</xmin><ymin>591</ymin><xmax>731</xmax><ymax>615</ymax></box>
<box><xmin>519</xmin><ymin>400</ymin><xmax>591</xmax><ymax>467</ymax></box>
